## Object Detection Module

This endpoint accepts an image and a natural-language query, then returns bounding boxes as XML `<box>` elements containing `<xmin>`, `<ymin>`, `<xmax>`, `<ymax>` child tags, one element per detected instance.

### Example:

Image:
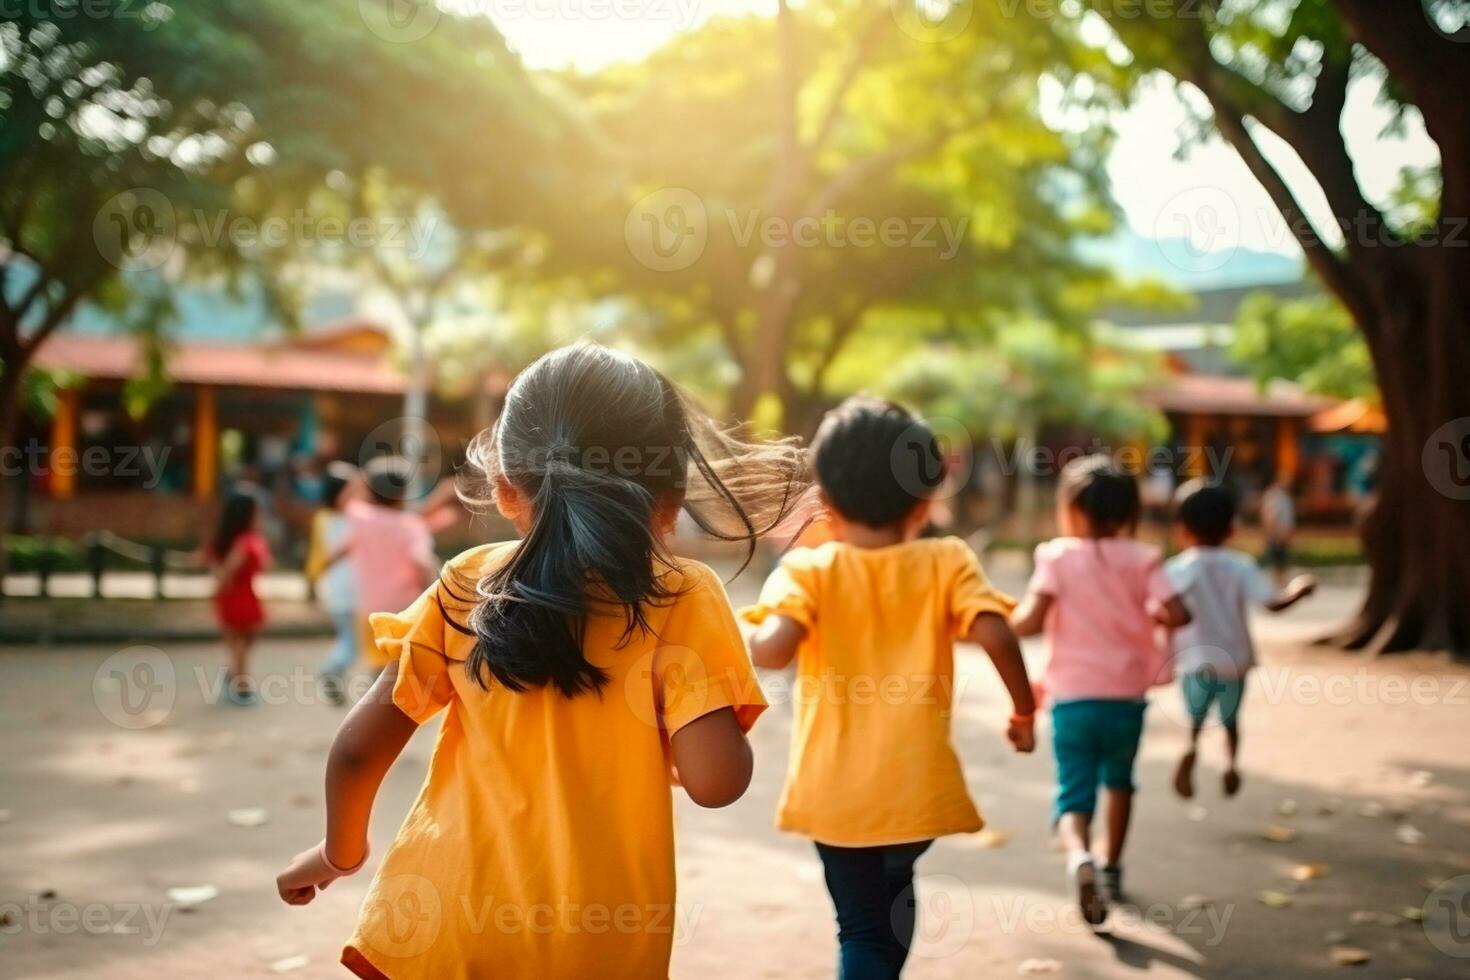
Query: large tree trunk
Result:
<box><xmin>1332</xmin><ymin>242</ymin><xmax>1470</xmax><ymax>656</ymax></box>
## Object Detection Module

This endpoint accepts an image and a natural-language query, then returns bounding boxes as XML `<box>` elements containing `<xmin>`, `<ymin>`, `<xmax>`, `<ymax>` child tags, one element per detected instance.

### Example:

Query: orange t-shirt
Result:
<box><xmin>343</xmin><ymin>543</ymin><xmax>766</xmax><ymax>980</ymax></box>
<box><xmin>741</xmin><ymin>536</ymin><xmax>1014</xmax><ymax>847</ymax></box>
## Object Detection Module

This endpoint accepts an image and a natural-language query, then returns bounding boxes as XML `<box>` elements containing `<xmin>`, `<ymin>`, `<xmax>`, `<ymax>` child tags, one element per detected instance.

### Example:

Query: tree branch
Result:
<box><xmin>807</xmin><ymin>10</ymin><xmax>888</xmax><ymax>156</ymax></box>
<box><xmin>803</xmin><ymin>126</ymin><xmax>960</xmax><ymax>219</ymax></box>
<box><xmin>810</xmin><ymin>305</ymin><xmax>865</xmax><ymax>395</ymax></box>
<box><xmin>1332</xmin><ymin>0</ymin><xmax>1469</xmax><ymax>108</ymax></box>
<box><xmin>1209</xmin><ymin>97</ymin><xmax>1374</xmax><ymax>327</ymax></box>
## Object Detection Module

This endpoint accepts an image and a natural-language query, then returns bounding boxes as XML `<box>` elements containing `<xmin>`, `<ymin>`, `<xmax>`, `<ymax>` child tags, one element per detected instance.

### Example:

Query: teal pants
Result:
<box><xmin>1051</xmin><ymin>699</ymin><xmax>1147</xmax><ymax>821</ymax></box>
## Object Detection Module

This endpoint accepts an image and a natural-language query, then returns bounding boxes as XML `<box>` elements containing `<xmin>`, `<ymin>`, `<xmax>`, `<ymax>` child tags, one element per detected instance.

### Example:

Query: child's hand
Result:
<box><xmin>1288</xmin><ymin>574</ymin><xmax>1318</xmax><ymax>599</ymax></box>
<box><xmin>1007</xmin><ymin>717</ymin><xmax>1036</xmax><ymax>754</ymax></box>
<box><xmin>276</xmin><ymin>841</ymin><xmax>362</xmax><ymax>905</ymax></box>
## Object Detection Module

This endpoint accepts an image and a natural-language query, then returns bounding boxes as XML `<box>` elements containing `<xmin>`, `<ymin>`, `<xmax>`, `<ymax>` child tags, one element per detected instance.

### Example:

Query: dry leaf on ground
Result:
<box><xmin>1292</xmin><ymin>864</ymin><xmax>1331</xmax><ymax>881</ymax></box>
<box><xmin>1328</xmin><ymin>946</ymin><xmax>1370</xmax><ymax>967</ymax></box>
<box><xmin>226</xmin><ymin>808</ymin><xmax>269</xmax><ymax>828</ymax></box>
<box><xmin>166</xmin><ymin>884</ymin><xmax>219</xmax><ymax>908</ymax></box>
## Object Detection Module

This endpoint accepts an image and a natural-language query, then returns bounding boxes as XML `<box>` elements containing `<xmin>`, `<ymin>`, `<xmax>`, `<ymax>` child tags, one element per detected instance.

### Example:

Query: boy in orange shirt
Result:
<box><xmin>743</xmin><ymin>397</ymin><xmax>1036</xmax><ymax>979</ymax></box>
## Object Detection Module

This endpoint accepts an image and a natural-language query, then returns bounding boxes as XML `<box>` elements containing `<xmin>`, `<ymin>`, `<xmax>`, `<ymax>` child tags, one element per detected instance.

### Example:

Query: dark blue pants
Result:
<box><xmin>814</xmin><ymin>839</ymin><xmax>934</xmax><ymax>980</ymax></box>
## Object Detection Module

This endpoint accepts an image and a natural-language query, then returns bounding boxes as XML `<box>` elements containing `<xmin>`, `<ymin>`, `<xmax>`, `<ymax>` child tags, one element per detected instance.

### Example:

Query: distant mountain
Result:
<box><xmin>1077</xmin><ymin>227</ymin><xmax>1304</xmax><ymax>292</ymax></box>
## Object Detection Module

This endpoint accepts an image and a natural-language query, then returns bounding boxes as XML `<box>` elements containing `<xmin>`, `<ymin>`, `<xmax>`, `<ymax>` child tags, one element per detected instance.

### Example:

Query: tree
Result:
<box><xmin>1043</xmin><ymin>1</ymin><xmax>1470</xmax><ymax>654</ymax></box>
<box><xmin>0</xmin><ymin>1</ymin><xmax>563</xmax><ymax>537</ymax></box>
<box><xmin>537</xmin><ymin>0</ymin><xmax>1122</xmax><ymax>432</ymax></box>
<box><xmin>1231</xmin><ymin>292</ymin><xmax>1376</xmax><ymax>400</ymax></box>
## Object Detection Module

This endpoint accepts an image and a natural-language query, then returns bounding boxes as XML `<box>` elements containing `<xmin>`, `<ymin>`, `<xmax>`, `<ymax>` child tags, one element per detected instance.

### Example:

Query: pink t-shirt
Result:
<box><xmin>343</xmin><ymin>500</ymin><xmax>437</xmax><ymax>616</ymax></box>
<box><xmin>1026</xmin><ymin>537</ymin><xmax>1176</xmax><ymax>702</ymax></box>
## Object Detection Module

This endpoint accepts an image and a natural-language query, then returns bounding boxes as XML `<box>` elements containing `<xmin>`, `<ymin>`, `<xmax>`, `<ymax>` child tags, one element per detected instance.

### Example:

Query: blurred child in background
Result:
<box><xmin>330</xmin><ymin>456</ymin><xmax>440</xmax><ymax>677</ymax></box>
<box><xmin>1012</xmin><ymin>455</ymin><xmax>1190</xmax><ymax>924</ymax></box>
<box><xmin>744</xmin><ymin>397</ymin><xmax>1035</xmax><ymax>980</ymax></box>
<box><xmin>1166</xmin><ymin>479</ymin><xmax>1316</xmax><ymax>800</ymax></box>
<box><xmin>277</xmin><ymin>343</ymin><xmax>802</xmax><ymax>978</ymax></box>
<box><xmin>207</xmin><ymin>492</ymin><xmax>272</xmax><ymax>706</ymax></box>
<box><xmin>304</xmin><ymin>462</ymin><xmax>362</xmax><ymax>706</ymax></box>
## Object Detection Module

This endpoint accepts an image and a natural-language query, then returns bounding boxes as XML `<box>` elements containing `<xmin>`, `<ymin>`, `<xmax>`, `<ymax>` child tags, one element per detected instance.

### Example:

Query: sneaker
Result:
<box><xmin>1173</xmin><ymin>751</ymin><xmax>1197</xmax><ymax>799</ymax></box>
<box><xmin>1101</xmin><ymin>864</ymin><xmax>1125</xmax><ymax>904</ymax></box>
<box><xmin>1068</xmin><ymin>852</ymin><xmax>1108</xmax><ymax>926</ymax></box>
<box><xmin>225</xmin><ymin>674</ymin><xmax>258</xmax><ymax>707</ymax></box>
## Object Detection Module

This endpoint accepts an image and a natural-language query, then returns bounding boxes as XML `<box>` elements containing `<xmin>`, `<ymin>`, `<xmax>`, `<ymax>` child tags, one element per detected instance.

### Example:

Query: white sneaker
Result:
<box><xmin>1067</xmin><ymin>852</ymin><xmax>1107</xmax><ymax>926</ymax></box>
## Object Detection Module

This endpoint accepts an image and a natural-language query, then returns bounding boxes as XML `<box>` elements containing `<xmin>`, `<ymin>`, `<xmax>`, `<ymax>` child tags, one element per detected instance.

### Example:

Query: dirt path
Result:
<box><xmin>2</xmin><ymin>580</ymin><xmax>1468</xmax><ymax>979</ymax></box>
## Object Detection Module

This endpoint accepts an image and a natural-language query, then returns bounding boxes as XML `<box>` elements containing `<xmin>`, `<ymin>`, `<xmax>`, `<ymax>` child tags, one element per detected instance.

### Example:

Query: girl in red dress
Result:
<box><xmin>208</xmin><ymin>493</ymin><xmax>272</xmax><ymax>705</ymax></box>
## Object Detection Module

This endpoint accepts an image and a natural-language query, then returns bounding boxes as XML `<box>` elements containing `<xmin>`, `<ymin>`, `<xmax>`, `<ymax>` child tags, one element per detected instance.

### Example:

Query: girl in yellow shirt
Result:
<box><xmin>744</xmin><ymin>397</ymin><xmax>1036</xmax><ymax>980</ymax></box>
<box><xmin>276</xmin><ymin>343</ymin><xmax>804</xmax><ymax>979</ymax></box>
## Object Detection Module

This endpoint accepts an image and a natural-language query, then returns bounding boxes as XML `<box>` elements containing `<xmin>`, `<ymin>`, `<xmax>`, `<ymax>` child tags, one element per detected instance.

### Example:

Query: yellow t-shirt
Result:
<box><xmin>343</xmin><ymin>543</ymin><xmax>766</xmax><ymax>980</ymax></box>
<box><xmin>741</xmin><ymin>536</ymin><xmax>1014</xmax><ymax>847</ymax></box>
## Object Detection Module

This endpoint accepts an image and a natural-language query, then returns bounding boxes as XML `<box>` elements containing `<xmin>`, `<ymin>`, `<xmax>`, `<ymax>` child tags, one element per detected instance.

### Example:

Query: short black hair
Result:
<box><xmin>363</xmin><ymin>455</ymin><xmax>416</xmax><ymax>506</ymax></box>
<box><xmin>811</xmin><ymin>396</ymin><xmax>942</xmax><ymax>528</ymax></box>
<box><xmin>1174</xmin><ymin>478</ymin><xmax>1236</xmax><ymax>546</ymax></box>
<box><xmin>1059</xmin><ymin>454</ymin><xmax>1141</xmax><ymax>537</ymax></box>
<box><xmin>321</xmin><ymin>460</ymin><xmax>358</xmax><ymax>509</ymax></box>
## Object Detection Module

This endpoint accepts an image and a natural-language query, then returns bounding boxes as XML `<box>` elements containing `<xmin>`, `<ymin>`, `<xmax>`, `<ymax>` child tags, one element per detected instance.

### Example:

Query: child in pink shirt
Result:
<box><xmin>334</xmin><ymin>456</ymin><xmax>439</xmax><ymax>673</ymax></box>
<box><xmin>1012</xmin><ymin>455</ymin><xmax>1190</xmax><ymax>925</ymax></box>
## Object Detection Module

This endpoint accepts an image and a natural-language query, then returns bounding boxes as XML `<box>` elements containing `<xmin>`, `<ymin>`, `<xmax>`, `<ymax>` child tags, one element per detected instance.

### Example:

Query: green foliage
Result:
<box><xmin>524</xmin><ymin>0</ymin><xmax>1125</xmax><ymax>418</ymax></box>
<box><xmin>883</xmin><ymin>321</ymin><xmax>1167</xmax><ymax>444</ymax></box>
<box><xmin>1231</xmin><ymin>292</ymin><xmax>1377</xmax><ymax>400</ymax></box>
<box><xmin>0</xmin><ymin>0</ymin><xmax>568</xmax><ymax>404</ymax></box>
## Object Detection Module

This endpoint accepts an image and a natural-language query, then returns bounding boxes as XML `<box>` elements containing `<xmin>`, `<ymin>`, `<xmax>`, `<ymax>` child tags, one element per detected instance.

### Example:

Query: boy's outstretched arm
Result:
<box><xmin>969</xmin><ymin>612</ymin><xmax>1037</xmax><ymax>753</ymax></box>
<box><xmin>1266</xmin><ymin>573</ymin><xmax>1317</xmax><ymax>612</ymax></box>
<box><xmin>670</xmin><ymin>707</ymin><xmax>753</xmax><ymax>808</ymax></box>
<box><xmin>1010</xmin><ymin>592</ymin><xmax>1052</xmax><ymax>638</ymax></box>
<box><xmin>749</xmin><ymin>614</ymin><xmax>805</xmax><ymax>669</ymax></box>
<box><xmin>277</xmin><ymin>661</ymin><xmax>418</xmax><ymax>904</ymax></box>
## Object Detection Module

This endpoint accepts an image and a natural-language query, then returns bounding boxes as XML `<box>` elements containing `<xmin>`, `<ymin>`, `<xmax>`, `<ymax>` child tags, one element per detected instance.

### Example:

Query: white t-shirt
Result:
<box><xmin>315</xmin><ymin>510</ymin><xmax>358</xmax><ymax>616</ymax></box>
<box><xmin>1164</xmin><ymin>547</ymin><xmax>1277</xmax><ymax>678</ymax></box>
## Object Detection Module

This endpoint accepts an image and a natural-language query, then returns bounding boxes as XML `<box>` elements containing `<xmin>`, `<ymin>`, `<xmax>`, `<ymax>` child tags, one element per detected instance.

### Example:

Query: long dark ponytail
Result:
<box><xmin>456</xmin><ymin>343</ymin><xmax>806</xmax><ymax>698</ymax></box>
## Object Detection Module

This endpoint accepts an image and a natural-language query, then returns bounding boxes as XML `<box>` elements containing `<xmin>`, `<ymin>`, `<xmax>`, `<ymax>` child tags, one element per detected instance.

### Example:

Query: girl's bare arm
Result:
<box><xmin>277</xmin><ymin>662</ymin><xmax>417</xmax><ymax>904</ymax></box>
<box><xmin>1010</xmin><ymin>592</ymin><xmax>1053</xmax><ymax>637</ymax></box>
<box><xmin>669</xmin><ymin>707</ymin><xmax>753</xmax><ymax>808</ymax></box>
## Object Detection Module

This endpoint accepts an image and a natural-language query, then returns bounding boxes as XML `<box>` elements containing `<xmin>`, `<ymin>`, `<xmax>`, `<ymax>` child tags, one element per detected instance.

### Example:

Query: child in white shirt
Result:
<box><xmin>1166</xmin><ymin>479</ymin><xmax>1315</xmax><ymax>799</ymax></box>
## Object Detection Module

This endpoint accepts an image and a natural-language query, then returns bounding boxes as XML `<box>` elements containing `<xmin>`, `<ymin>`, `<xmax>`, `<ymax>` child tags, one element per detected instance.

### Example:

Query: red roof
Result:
<box><xmin>1142</xmin><ymin>374</ymin><xmax>1335</xmax><ymax>417</ymax></box>
<box><xmin>33</xmin><ymin>329</ymin><xmax>406</xmax><ymax>395</ymax></box>
<box><xmin>1311</xmin><ymin>398</ymin><xmax>1386</xmax><ymax>434</ymax></box>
